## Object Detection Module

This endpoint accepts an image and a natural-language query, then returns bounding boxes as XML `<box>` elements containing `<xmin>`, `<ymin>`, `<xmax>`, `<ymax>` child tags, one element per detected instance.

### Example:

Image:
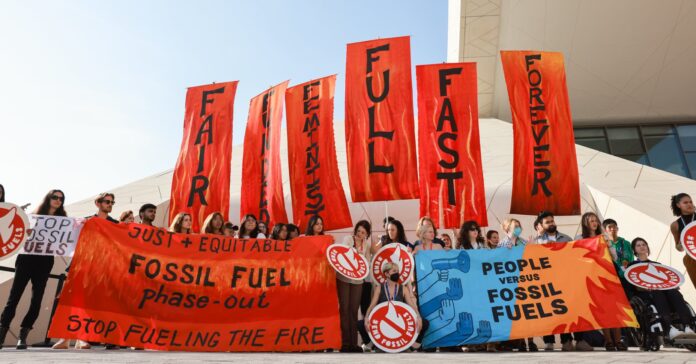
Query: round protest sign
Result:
<box><xmin>366</xmin><ymin>301</ymin><xmax>418</xmax><ymax>353</ymax></box>
<box><xmin>0</xmin><ymin>202</ymin><xmax>30</xmax><ymax>259</ymax></box>
<box><xmin>679</xmin><ymin>220</ymin><xmax>696</xmax><ymax>260</ymax></box>
<box><xmin>624</xmin><ymin>262</ymin><xmax>684</xmax><ymax>290</ymax></box>
<box><xmin>370</xmin><ymin>244</ymin><xmax>414</xmax><ymax>284</ymax></box>
<box><xmin>325</xmin><ymin>243</ymin><xmax>369</xmax><ymax>280</ymax></box>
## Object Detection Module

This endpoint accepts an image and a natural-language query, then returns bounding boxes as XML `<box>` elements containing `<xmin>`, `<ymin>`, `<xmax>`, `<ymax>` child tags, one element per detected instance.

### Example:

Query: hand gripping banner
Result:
<box><xmin>500</xmin><ymin>51</ymin><xmax>580</xmax><ymax>215</ymax></box>
<box><xmin>415</xmin><ymin>237</ymin><xmax>637</xmax><ymax>347</ymax></box>
<box><xmin>285</xmin><ymin>76</ymin><xmax>352</xmax><ymax>231</ymax></box>
<box><xmin>416</xmin><ymin>62</ymin><xmax>487</xmax><ymax>228</ymax></box>
<box><xmin>345</xmin><ymin>36</ymin><xmax>420</xmax><ymax>202</ymax></box>
<box><xmin>48</xmin><ymin>218</ymin><xmax>341</xmax><ymax>352</ymax></box>
<box><xmin>240</xmin><ymin>81</ymin><xmax>290</xmax><ymax>228</ymax></box>
<box><xmin>169</xmin><ymin>82</ymin><xmax>238</xmax><ymax>232</ymax></box>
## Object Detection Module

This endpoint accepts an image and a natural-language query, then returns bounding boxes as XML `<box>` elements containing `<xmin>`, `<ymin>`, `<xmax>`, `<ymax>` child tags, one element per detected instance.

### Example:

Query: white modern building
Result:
<box><xmin>2</xmin><ymin>0</ymin><xmax>696</xmax><ymax>347</ymax></box>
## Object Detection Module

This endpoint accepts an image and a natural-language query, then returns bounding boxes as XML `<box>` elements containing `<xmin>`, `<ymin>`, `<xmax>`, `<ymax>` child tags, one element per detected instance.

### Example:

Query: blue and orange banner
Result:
<box><xmin>414</xmin><ymin>237</ymin><xmax>637</xmax><ymax>347</ymax></box>
<box><xmin>48</xmin><ymin>218</ymin><xmax>341</xmax><ymax>352</ymax></box>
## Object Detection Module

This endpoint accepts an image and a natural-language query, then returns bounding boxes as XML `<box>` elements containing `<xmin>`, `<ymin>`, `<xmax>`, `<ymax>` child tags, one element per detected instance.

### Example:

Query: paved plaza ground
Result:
<box><xmin>1</xmin><ymin>347</ymin><xmax>696</xmax><ymax>363</ymax></box>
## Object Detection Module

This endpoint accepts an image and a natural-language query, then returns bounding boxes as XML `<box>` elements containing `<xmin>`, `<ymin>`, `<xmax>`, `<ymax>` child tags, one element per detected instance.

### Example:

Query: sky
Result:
<box><xmin>0</xmin><ymin>0</ymin><xmax>448</xmax><ymax>208</ymax></box>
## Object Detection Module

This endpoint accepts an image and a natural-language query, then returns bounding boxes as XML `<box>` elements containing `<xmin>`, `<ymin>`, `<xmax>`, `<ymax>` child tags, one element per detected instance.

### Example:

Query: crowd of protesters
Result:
<box><xmin>1</xmin><ymin>184</ymin><xmax>695</xmax><ymax>353</ymax></box>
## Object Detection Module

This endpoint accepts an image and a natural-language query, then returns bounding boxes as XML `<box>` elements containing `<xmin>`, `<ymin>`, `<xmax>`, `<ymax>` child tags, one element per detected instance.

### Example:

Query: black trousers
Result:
<box><xmin>360</xmin><ymin>282</ymin><xmax>372</xmax><ymax>317</ymax></box>
<box><xmin>543</xmin><ymin>332</ymin><xmax>584</xmax><ymax>344</ymax></box>
<box><xmin>0</xmin><ymin>255</ymin><xmax>54</xmax><ymax>328</ymax></box>
<box><xmin>636</xmin><ymin>289</ymin><xmax>694</xmax><ymax>330</ymax></box>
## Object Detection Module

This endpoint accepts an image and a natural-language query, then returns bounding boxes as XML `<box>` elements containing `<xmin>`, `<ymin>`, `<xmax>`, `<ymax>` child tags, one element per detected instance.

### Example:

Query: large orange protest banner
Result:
<box><xmin>240</xmin><ymin>81</ymin><xmax>290</xmax><ymax>228</ymax></box>
<box><xmin>285</xmin><ymin>76</ymin><xmax>352</xmax><ymax>231</ymax></box>
<box><xmin>500</xmin><ymin>51</ymin><xmax>580</xmax><ymax>215</ymax></box>
<box><xmin>168</xmin><ymin>82</ymin><xmax>238</xmax><ymax>232</ymax></box>
<box><xmin>416</xmin><ymin>63</ymin><xmax>487</xmax><ymax>228</ymax></box>
<box><xmin>48</xmin><ymin>218</ymin><xmax>341</xmax><ymax>352</ymax></box>
<box><xmin>345</xmin><ymin>36</ymin><xmax>420</xmax><ymax>202</ymax></box>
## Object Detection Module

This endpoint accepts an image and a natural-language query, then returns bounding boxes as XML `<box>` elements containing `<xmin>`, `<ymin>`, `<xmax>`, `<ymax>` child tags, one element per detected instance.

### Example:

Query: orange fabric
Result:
<box><xmin>509</xmin><ymin>237</ymin><xmax>638</xmax><ymax>338</ymax></box>
<box><xmin>416</xmin><ymin>63</ymin><xmax>487</xmax><ymax>228</ymax></box>
<box><xmin>285</xmin><ymin>76</ymin><xmax>352</xmax><ymax>231</ymax></box>
<box><xmin>240</xmin><ymin>81</ymin><xmax>290</xmax><ymax>227</ymax></box>
<box><xmin>48</xmin><ymin>218</ymin><xmax>341</xmax><ymax>352</ymax></box>
<box><xmin>168</xmin><ymin>82</ymin><xmax>238</xmax><ymax>232</ymax></box>
<box><xmin>344</xmin><ymin>36</ymin><xmax>419</xmax><ymax>202</ymax></box>
<box><xmin>500</xmin><ymin>51</ymin><xmax>580</xmax><ymax>215</ymax></box>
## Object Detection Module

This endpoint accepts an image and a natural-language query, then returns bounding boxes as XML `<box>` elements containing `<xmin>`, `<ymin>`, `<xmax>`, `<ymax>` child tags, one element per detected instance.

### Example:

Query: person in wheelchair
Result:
<box><xmin>629</xmin><ymin>237</ymin><xmax>696</xmax><ymax>340</ymax></box>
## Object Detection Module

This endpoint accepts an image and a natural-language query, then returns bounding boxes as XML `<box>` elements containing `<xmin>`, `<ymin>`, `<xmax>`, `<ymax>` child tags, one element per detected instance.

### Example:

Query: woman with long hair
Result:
<box><xmin>578</xmin><ymin>212</ymin><xmax>603</xmax><ymax>239</ymax></box>
<box><xmin>375</xmin><ymin>219</ymin><xmax>414</xmax><ymax>252</ymax></box>
<box><xmin>337</xmin><ymin>220</ymin><xmax>373</xmax><ymax>352</ymax></box>
<box><xmin>201</xmin><ymin>212</ymin><xmax>224</xmax><ymax>235</ymax></box>
<box><xmin>457</xmin><ymin>220</ymin><xmax>485</xmax><ymax>250</ymax></box>
<box><xmin>238</xmin><ymin>214</ymin><xmax>263</xmax><ymax>238</ymax></box>
<box><xmin>1</xmin><ymin>190</ymin><xmax>64</xmax><ymax>349</ymax></box>
<box><xmin>169</xmin><ymin>212</ymin><xmax>193</xmax><ymax>234</ymax></box>
<box><xmin>270</xmin><ymin>224</ymin><xmax>288</xmax><ymax>240</ymax></box>
<box><xmin>305</xmin><ymin>215</ymin><xmax>324</xmax><ymax>236</ymax></box>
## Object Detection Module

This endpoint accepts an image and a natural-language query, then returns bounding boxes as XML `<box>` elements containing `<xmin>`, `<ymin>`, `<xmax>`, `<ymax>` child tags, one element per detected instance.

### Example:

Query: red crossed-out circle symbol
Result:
<box><xmin>624</xmin><ymin>262</ymin><xmax>684</xmax><ymax>290</ymax></box>
<box><xmin>326</xmin><ymin>243</ymin><xmax>369</xmax><ymax>280</ymax></box>
<box><xmin>679</xmin><ymin>221</ymin><xmax>696</xmax><ymax>260</ymax></box>
<box><xmin>366</xmin><ymin>301</ymin><xmax>418</xmax><ymax>353</ymax></box>
<box><xmin>370</xmin><ymin>244</ymin><xmax>414</xmax><ymax>284</ymax></box>
<box><xmin>0</xmin><ymin>203</ymin><xmax>29</xmax><ymax>259</ymax></box>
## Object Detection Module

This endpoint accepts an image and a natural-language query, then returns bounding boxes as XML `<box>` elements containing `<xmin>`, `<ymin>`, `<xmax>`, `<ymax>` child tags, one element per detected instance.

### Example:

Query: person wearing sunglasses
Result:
<box><xmin>92</xmin><ymin>192</ymin><xmax>118</xmax><ymax>224</ymax></box>
<box><xmin>0</xmin><ymin>190</ymin><xmax>66</xmax><ymax>349</ymax></box>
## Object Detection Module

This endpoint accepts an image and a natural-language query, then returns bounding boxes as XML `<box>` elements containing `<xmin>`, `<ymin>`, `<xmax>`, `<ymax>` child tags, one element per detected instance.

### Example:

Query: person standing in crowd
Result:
<box><xmin>0</xmin><ymin>190</ymin><xmax>64</xmax><ymax>350</ymax></box>
<box><xmin>138</xmin><ymin>203</ymin><xmax>156</xmax><ymax>226</ymax></box>
<box><xmin>54</xmin><ymin>192</ymin><xmax>119</xmax><ymax>350</ymax></box>
<box><xmin>457</xmin><ymin>220</ymin><xmax>485</xmax><ymax>250</ymax></box>
<box><xmin>670</xmin><ymin>193</ymin><xmax>696</xmax><ymax>289</ymax></box>
<box><xmin>630</xmin><ymin>237</ymin><xmax>696</xmax><ymax>339</ymax></box>
<box><xmin>412</xmin><ymin>224</ymin><xmax>443</xmax><ymax>254</ymax></box>
<box><xmin>533</xmin><ymin>211</ymin><xmax>592</xmax><ymax>351</ymax></box>
<box><xmin>169</xmin><ymin>213</ymin><xmax>193</xmax><ymax>234</ymax></box>
<box><xmin>285</xmin><ymin>224</ymin><xmax>300</xmax><ymax>240</ymax></box>
<box><xmin>257</xmin><ymin>221</ymin><xmax>269</xmax><ymax>238</ymax></box>
<box><xmin>239</xmin><ymin>214</ymin><xmax>264</xmax><ymax>238</ymax></box>
<box><xmin>375</xmin><ymin>219</ymin><xmax>414</xmax><ymax>252</ymax></box>
<box><xmin>92</xmin><ymin>192</ymin><xmax>118</xmax><ymax>223</ymax></box>
<box><xmin>498</xmin><ymin>219</ymin><xmax>527</xmax><ymax>248</ymax></box>
<box><xmin>486</xmin><ymin>230</ymin><xmax>500</xmax><ymax>249</ymax></box>
<box><xmin>577</xmin><ymin>212</ymin><xmax>602</xmax><ymax>240</ymax></box>
<box><xmin>603</xmin><ymin>219</ymin><xmax>633</xmax><ymax>274</ymax></box>
<box><xmin>440</xmin><ymin>233</ymin><xmax>453</xmax><ymax>250</ymax></box>
<box><xmin>270</xmin><ymin>224</ymin><xmax>288</xmax><ymax>240</ymax></box>
<box><xmin>118</xmin><ymin>210</ymin><xmax>135</xmax><ymax>223</ymax></box>
<box><xmin>360</xmin><ymin>262</ymin><xmax>428</xmax><ymax>351</ymax></box>
<box><xmin>201</xmin><ymin>212</ymin><xmax>224</xmax><ymax>235</ymax></box>
<box><xmin>578</xmin><ymin>212</ymin><xmax>622</xmax><ymax>350</ymax></box>
<box><xmin>414</xmin><ymin>217</ymin><xmax>446</xmax><ymax>248</ymax></box>
<box><xmin>222</xmin><ymin>222</ymin><xmax>238</xmax><ymax>237</ymax></box>
<box><xmin>305</xmin><ymin>215</ymin><xmax>325</xmax><ymax>236</ymax></box>
<box><xmin>337</xmin><ymin>220</ymin><xmax>372</xmax><ymax>352</ymax></box>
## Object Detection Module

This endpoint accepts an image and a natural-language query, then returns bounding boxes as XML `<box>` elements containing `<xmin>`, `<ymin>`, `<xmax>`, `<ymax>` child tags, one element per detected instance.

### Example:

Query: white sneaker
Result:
<box><xmin>669</xmin><ymin>326</ymin><xmax>686</xmax><ymax>340</ymax></box>
<box><xmin>544</xmin><ymin>343</ymin><xmax>554</xmax><ymax>351</ymax></box>
<box><xmin>685</xmin><ymin>327</ymin><xmax>696</xmax><ymax>336</ymax></box>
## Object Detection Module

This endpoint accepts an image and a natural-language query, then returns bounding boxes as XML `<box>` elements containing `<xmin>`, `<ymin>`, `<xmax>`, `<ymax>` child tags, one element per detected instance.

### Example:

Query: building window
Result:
<box><xmin>574</xmin><ymin>123</ymin><xmax>696</xmax><ymax>179</ymax></box>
